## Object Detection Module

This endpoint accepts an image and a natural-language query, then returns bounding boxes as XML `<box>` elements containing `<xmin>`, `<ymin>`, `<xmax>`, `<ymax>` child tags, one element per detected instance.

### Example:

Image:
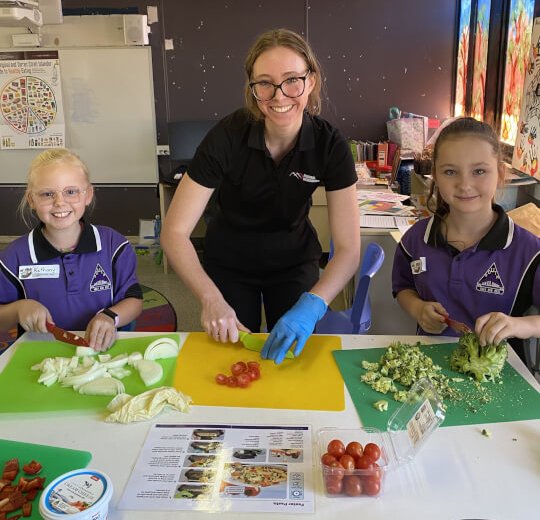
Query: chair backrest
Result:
<box><xmin>350</xmin><ymin>242</ymin><xmax>385</xmax><ymax>333</ymax></box>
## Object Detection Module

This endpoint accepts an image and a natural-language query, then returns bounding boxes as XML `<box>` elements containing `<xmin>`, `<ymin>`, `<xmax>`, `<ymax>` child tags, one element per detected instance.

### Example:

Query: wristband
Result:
<box><xmin>98</xmin><ymin>307</ymin><xmax>119</xmax><ymax>327</ymax></box>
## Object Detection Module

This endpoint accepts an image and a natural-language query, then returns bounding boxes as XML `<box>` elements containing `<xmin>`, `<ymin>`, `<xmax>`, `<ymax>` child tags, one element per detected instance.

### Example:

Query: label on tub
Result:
<box><xmin>44</xmin><ymin>471</ymin><xmax>107</xmax><ymax>514</ymax></box>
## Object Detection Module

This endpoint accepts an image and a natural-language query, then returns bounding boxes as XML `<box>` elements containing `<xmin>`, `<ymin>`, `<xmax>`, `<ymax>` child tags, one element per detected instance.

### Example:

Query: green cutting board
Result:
<box><xmin>333</xmin><ymin>343</ymin><xmax>540</xmax><ymax>429</ymax></box>
<box><xmin>0</xmin><ymin>334</ymin><xmax>179</xmax><ymax>413</ymax></box>
<box><xmin>0</xmin><ymin>438</ymin><xmax>92</xmax><ymax>520</ymax></box>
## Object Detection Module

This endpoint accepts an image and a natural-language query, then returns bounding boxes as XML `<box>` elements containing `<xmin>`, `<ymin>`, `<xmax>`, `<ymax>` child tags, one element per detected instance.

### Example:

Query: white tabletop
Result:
<box><xmin>1</xmin><ymin>332</ymin><xmax>538</xmax><ymax>520</ymax></box>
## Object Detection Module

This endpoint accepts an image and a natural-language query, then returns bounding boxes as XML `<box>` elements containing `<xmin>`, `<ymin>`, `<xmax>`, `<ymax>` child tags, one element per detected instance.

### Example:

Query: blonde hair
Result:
<box><xmin>244</xmin><ymin>28</ymin><xmax>323</xmax><ymax>120</ymax></box>
<box><xmin>19</xmin><ymin>148</ymin><xmax>93</xmax><ymax>227</ymax></box>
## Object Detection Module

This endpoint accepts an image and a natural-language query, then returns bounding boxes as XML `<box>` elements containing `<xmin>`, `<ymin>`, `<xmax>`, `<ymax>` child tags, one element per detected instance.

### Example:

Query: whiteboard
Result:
<box><xmin>0</xmin><ymin>47</ymin><xmax>158</xmax><ymax>184</ymax></box>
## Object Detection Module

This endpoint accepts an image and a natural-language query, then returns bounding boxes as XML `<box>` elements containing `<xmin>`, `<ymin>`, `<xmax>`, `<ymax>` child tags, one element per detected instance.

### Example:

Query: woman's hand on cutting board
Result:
<box><xmin>262</xmin><ymin>293</ymin><xmax>328</xmax><ymax>364</ymax></box>
<box><xmin>201</xmin><ymin>294</ymin><xmax>249</xmax><ymax>344</ymax></box>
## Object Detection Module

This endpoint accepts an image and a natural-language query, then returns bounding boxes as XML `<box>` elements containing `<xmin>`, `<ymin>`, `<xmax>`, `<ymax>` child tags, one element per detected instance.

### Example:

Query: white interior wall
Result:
<box><xmin>0</xmin><ymin>15</ymin><xmax>126</xmax><ymax>48</ymax></box>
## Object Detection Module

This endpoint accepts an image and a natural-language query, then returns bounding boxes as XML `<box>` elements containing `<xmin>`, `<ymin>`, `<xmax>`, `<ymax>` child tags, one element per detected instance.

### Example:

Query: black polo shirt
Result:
<box><xmin>188</xmin><ymin>108</ymin><xmax>356</xmax><ymax>272</ymax></box>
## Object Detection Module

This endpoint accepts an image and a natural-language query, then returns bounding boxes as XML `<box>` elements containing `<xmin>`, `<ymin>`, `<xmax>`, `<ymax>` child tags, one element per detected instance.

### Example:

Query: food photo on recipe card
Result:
<box><xmin>118</xmin><ymin>423</ymin><xmax>314</xmax><ymax>514</ymax></box>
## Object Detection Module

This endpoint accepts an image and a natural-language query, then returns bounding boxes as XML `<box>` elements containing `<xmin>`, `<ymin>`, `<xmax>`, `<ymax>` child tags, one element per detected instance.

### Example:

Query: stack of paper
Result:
<box><xmin>357</xmin><ymin>190</ymin><xmax>414</xmax><ymax>217</ymax></box>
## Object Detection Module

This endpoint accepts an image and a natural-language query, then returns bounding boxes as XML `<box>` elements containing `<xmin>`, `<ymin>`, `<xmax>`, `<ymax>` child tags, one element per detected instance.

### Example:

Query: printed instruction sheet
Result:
<box><xmin>119</xmin><ymin>423</ymin><xmax>315</xmax><ymax>514</ymax></box>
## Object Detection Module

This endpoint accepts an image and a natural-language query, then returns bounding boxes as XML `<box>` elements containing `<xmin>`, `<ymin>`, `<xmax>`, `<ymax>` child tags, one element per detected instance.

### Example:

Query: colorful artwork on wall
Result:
<box><xmin>455</xmin><ymin>0</ymin><xmax>472</xmax><ymax>117</ymax></box>
<box><xmin>471</xmin><ymin>0</ymin><xmax>491</xmax><ymax>120</ymax></box>
<box><xmin>511</xmin><ymin>17</ymin><xmax>540</xmax><ymax>178</ymax></box>
<box><xmin>500</xmin><ymin>0</ymin><xmax>534</xmax><ymax>145</ymax></box>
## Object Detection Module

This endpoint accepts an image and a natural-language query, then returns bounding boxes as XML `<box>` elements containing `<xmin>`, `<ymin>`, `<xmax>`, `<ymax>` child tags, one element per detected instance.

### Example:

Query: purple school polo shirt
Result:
<box><xmin>0</xmin><ymin>222</ymin><xmax>142</xmax><ymax>331</ymax></box>
<box><xmin>392</xmin><ymin>205</ymin><xmax>540</xmax><ymax>336</ymax></box>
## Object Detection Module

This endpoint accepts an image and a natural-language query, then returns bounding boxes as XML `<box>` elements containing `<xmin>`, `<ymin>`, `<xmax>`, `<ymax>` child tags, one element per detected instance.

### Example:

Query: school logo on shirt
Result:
<box><xmin>289</xmin><ymin>171</ymin><xmax>320</xmax><ymax>183</ymax></box>
<box><xmin>476</xmin><ymin>262</ymin><xmax>504</xmax><ymax>295</ymax></box>
<box><xmin>410</xmin><ymin>257</ymin><xmax>427</xmax><ymax>275</ymax></box>
<box><xmin>89</xmin><ymin>263</ymin><xmax>111</xmax><ymax>292</ymax></box>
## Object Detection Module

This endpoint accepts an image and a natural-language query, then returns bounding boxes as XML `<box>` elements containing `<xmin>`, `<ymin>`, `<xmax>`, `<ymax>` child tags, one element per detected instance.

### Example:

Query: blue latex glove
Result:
<box><xmin>261</xmin><ymin>292</ymin><xmax>328</xmax><ymax>364</ymax></box>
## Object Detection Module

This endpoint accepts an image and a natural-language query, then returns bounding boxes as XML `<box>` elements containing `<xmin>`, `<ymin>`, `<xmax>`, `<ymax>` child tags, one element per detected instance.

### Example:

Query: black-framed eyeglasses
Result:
<box><xmin>249</xmin><ymin>71</ymin><xmax>311</xmax><ymax>102</ymax></box>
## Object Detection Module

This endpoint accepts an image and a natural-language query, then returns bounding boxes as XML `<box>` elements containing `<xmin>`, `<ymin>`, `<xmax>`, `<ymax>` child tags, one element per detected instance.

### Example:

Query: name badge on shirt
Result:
<box><xmin>410</xmin><ymin>257</ymin><xmax>427</xmax><ymax>275</ymax></box>
<box><xmin>19</xmin><ymin>264</ymin><xmax>60</xmax><ymax>280</ymax></box>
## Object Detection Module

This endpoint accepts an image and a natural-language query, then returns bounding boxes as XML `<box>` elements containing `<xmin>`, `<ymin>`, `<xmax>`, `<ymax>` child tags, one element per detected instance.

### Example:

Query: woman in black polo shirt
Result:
<box><xmin>162</xmin><ymin>28</ymin><xmax>360</xmax><ymax>364</ymax></box>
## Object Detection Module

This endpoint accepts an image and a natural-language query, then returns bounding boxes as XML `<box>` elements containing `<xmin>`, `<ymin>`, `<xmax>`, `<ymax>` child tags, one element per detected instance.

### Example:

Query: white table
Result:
<box><xmin>1</xmin><ymin>332</ymin><xmax>538</xmax><ymax>520</ymax></box>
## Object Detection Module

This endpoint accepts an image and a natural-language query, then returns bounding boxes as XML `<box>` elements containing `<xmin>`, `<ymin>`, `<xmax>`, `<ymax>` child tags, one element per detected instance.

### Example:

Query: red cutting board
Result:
<box><xmin>173</xmin><ymin>332</ymin><xmax>344</xmax><ymax>410</ymax></box>
<box><xmin>0</xmin><ymin>438</ymin><xmax>92</xmax><ymax>520</ymax></box>
<box><xmin>0</xmin><ymin>334</ymin><xmax>179</xmax><ymax>413</ymax></box>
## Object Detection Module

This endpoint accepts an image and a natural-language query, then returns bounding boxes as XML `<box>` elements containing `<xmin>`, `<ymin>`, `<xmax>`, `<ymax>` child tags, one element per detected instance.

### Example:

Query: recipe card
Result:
<box><xmin>119</xmin><ymin>423</ymin><xmax>314</xmax><ymax>514</ymax></box>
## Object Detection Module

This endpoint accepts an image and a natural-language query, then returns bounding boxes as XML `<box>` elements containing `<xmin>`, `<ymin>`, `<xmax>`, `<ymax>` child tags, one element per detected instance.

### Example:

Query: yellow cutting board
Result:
<box><xmin>173</xmin><ymin>332</ymin><xmax>344</xmax><ymax>411</ymax></box>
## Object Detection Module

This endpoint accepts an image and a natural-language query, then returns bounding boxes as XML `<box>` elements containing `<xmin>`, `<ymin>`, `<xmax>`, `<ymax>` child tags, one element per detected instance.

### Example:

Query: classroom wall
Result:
<box><xmin>0</xmin><ymin>0</ymin><xmax>456</xmax><ymax>235</ymax></box>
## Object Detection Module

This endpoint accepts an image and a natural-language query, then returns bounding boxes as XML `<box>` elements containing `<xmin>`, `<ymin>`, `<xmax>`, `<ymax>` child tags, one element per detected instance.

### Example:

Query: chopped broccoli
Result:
<box><xmin>361</xmin><ymin>360</ymin><xmax>380</xmax><ymax>371</ymax></box>
<box><xmin>450</xmin><ymin>332</ymin><xmax>508</xmax><ymax>382</ymax></box>
<box><xmin>359</xmin><ymin>341</ymin><xmax>459</xmax><ymax>402</ymax></box>
<box><xmin>361</xmin><ymin>371</ymin><xmax>380</xmax><ymax>384</ymax></box>
<box><xmin>371</xmin><ymin>376</ymin><xmax>396</xmax><ymax>394</ymax></box>
<box><xmin>373</xmin><ymin>399</ymin><xmax>389</xmax><ymax>411</ymax></box>
<box><xmin>481</xmin><ymin>428</ymin><xmax>491</xmax><ymax>438</ymax></box>
<box><xmin>393</xmin><ymin>390</ymin><xmax>409</xmax><ymax>402</ymax></box>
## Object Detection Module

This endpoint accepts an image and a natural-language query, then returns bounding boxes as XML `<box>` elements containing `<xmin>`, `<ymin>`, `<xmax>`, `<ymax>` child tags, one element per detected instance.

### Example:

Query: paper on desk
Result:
<box><xmin>360</xmin><ymin>200</ymin><xmax>414</xmax><ymax>216</ymax></box>
<box><xmin>357</xmin><ymin>190</ymin><xmax>410</xmax><ymax>202</ymax></box>
<box><xmin>361</xmin><ymin>215</ymin><xmax>417</xmax><ymax>229</ymax></box>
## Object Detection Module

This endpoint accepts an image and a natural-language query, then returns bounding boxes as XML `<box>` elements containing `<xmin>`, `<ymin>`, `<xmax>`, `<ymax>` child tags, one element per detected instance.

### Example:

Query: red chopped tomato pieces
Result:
<box><xmin>215</xmin><ymin>359</ymin><xmax>262</xmax><ymax>389</ymax></box>
<box><xmin>22</xmin><ymin>461</ymin><xmax>41</xmax><ymax>476</ymax></box>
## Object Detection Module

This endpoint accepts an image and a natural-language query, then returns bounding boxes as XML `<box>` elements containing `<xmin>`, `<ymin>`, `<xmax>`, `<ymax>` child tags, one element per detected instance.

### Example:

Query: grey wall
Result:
<box><xmin>0</xmin><ymin>0</ymin><xmax>456</xmax><ymax>235</ymax></box>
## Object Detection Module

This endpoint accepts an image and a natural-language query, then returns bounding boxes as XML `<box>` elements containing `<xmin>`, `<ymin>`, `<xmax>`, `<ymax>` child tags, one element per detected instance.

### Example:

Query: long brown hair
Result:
<box><xmin>427</xmin><ymin>117</ymin><xmax>504</xmax><ymax>218</ymax></box>
<box><xmin>244</xmin><ymin>28</ymin><xmax>323</xmax><ymax>120</ymax></box>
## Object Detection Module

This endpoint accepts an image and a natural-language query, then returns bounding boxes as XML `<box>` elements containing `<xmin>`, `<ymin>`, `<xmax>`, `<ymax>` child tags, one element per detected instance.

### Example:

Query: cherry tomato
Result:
<box><xmin>324</xmin><ymin>475</ymin><xmax>343</xmax><ymax>495</ymax></box>
<box><xmin>327</xmin><ymin>439</ymin><xmax>346</xmax><ymax>458</ymax></box>
<box><xmin>363</xmin><ymin>443</ymin><xmax>381</xmax><ymax>462</ymax></box>
<box><xmin>215</xmin><ymin>373</ymin><xmax>228</xmax><ymax>385</ymax></box>
<box><xmin>363</xmin><ymin>476</ymin><xmax>381</xmax><ymax>496</ymax></box>
<box><xmin>244</xmin><ymin>486</ymin><xmax>261</xmax><ymax>496</ymax></box>
<box><xmin>321</xmin><ymin>453</ymin><xmax>337</xmax><ymax>466</ymax></box>
<box><xmin>231</xmin><ymin>362</ymin><xmax>247</xmax><ymax>376</ymax></box>
<box><xmin>370</xmin><ymin>462</ymin><xmax>383</xmax><ymax>481</ymax></box>
<box><xmin>237</xmin><ymin>373</ymin><xmax>251</xmax><ymax>388</ymax></box>
<box><xmin>339</xmin><ymin>454</ymin><xmax>355</xmax><ymax>471</ymax></box>
<box><xmin>326</xmin><ymin>461</ymin><xmax>345</xmax><ymax>480</ymax></box>
<box><xmin>354</xmin><ymin>455</ymin><xmax>373</xmax><ymax>470</ymax></box>
<box><xmin>247</xmin><ymin>361</ymin><xmax>260</xmax><ymax>371</ymax></box>
<box><xmin>343</xmin><ymin>475</ymin><xmax>363</xmax><ymax>497</ymax></box>
<box><xmin>346</xmin><ymin>441</ymin><xmax>363</xmax><ymax>459</ymax></box>
<box><xmin>247</xmin><ymin>368</ymin><xmax>260</xmax><ymax>380</ymax></box>
<box><xmin>226</xmin><ymin>375</ymin><xmax>238</xmax><ymax>387</ymax></box>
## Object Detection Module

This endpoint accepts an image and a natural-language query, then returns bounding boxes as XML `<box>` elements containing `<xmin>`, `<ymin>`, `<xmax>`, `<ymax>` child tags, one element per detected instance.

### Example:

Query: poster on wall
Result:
<box><xmin>512</xmin><ymin>17</ymin><xmax>540</xmax><ymax>178</ymax></box>
<box><xmin>0</xmin><ymin>51</ymin><xmax>65</xmax><ymax>150</ymax></box>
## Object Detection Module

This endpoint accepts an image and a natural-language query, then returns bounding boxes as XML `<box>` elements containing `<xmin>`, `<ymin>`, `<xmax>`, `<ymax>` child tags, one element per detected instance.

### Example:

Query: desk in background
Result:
<box><xmin>0</xmin><ymin>331</ymin><xmax>538</xmax><ymax>520</ymax></box>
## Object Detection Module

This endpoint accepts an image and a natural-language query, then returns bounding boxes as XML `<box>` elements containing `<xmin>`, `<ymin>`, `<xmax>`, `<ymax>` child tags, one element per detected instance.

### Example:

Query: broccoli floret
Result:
<box><xmin>450</xmin><ymin>332</ymin><xmax>508</xmax><ymax>382</ymax></box>
<box><xmin>361</xmin><ymin>371</ymin><xmax>380</xmax><ymax>384</ymax></box>
<box><xmin>371</xmin><ymin>376</ymin><xmax>395</xmax><ymax>394</ymax></box>
<box><xmin>373</xmin><ymin>399</ymin><xmax>389</xmax><ymax>411</ymax></box>
<box><xmin>361</xmin><ymin>360</ymin><xmax>380</xmax><ymax>371</ymax></box>
<box><xmin>393</xmin><ymin>390</ymin><xmax>409</xmax><ymax>402</ymax></box>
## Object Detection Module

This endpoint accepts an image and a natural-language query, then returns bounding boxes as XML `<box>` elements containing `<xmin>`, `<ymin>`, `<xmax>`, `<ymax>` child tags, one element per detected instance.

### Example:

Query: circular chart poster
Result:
<box><xmin>1</xmin><ymin>75</ymin><xmax>57</xmax><ymax>135</ymax></box>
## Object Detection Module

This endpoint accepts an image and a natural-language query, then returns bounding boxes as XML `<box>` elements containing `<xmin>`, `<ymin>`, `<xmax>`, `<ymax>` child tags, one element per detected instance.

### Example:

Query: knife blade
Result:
<box><xmin>238</xmin><ymin>332</ymin><xmax>294</xmax><ymax>359</ymax></box>
<box><xmin>444</xmin><ymin>317</ymin><xmax>472</xmax><ymax>335</ymax></box>
<box><xmin>46</xmin><ymin>322</ymin><xmax>90</xmax><ymax>347</ymax></box>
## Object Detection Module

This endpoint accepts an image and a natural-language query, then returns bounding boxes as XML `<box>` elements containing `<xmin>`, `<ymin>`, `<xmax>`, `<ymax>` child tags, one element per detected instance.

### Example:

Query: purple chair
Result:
<box><xmin>315</xmin><ymin>242</ymin><xmax>385</xmax><ymax>334</ymax></box>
